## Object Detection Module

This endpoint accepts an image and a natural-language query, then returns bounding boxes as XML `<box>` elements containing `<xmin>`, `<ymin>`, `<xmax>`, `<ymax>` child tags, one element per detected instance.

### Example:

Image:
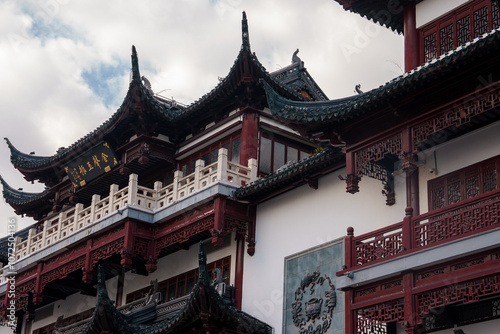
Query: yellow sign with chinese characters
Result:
<box><xmin>64</xmin><ymin>142</ymin><xmax>119</xmax><ymax>189</ymax></box>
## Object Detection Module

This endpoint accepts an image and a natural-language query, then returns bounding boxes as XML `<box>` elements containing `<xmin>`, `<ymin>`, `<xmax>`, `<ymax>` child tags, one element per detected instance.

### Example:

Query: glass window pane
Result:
<box><xmin>186</xmin><ymin>277</ymin><xmax>195</xmax><ymax>294</ymax></box>
<box><xmin>260</xmin><ymin>137</ymin><xmax>272</xmax><ymax>174</ymax></box>
<box><xmin>178</xmin><ymin>281</ymin><xmax>185</xmax><ymax>297</ymax></box>
<box><xmin>274</xmin><ymin>142</ymin><xmax>285</xmax><ymax>170</ymax></box>
<box><xmin>231</xmin><ymin>137</ymin><xmax>241</xmax><ymax>163</ymax></box>
<box><xmin>287</xmin><ymin>147</ymin><xmax>298</xmax><ymax>163</ymax></box>
<box><xmin>168</xmin><ymin>284</ymin><xmax>176</xmax><ymax>301</ymax></box>
<box><xmin>201</xmin><ymin>153</ymin><xmax>209</xmax><ymax>166</ymax></box>
<box><xmin>181</xmin><ymin>164</ymin><xmax>188</xmax><ymax>176</ymax></box>
<box><xmin>210</xmin><ymin>149</ymin><xmax>218</xmax><ymax>163</ymax></box>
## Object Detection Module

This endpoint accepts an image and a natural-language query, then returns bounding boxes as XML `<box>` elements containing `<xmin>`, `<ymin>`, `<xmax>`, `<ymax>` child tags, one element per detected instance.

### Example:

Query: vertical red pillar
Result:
<box><xmin>33</xmin><ymin>262</ymin><xmax>44</xmax><ymax>305</ymax></box>
<box><xmin>212</xmin><ymin>196</ymin><xmax>226</xmax><ymax>246</ymax></box>
<box><xmin>404</xmin><ymin>3</ymin><xmax>419</xmax><ymax>72</ymax></box>
<box><xmin>403</xmin><ymin>271</ymin><xmax>417</xmax><ymax>333</ymax></box>
<box><xmin>240</xmin><ymin>108</ymin><xmax>259</xmax><ymax>166</ymax></box>
<box><xmin>235</xmin><ymin>234</ymin><xmax>245</xmax><ymax>310</ymax></box>
<box><xmin>121</xmin><ymin>221</ymin><xmax>135</xmax><ymax>268</ymax></box>
<box><xmin>82</xmin><ymin>239</ymin><xmax>93</xmax><ymax>283</ymax></box>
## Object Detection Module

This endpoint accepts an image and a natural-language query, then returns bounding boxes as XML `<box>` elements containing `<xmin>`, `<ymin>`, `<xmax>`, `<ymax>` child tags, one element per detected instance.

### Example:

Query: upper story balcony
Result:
<box><xmin>8</xmin><ymin>148</ymin><xmax>257</xmax><ymax>268</ymax></box>
<box><xmin>338</xmin><ymin>186</ymin><xmax>500</xmax><ymax>288</ymax></box>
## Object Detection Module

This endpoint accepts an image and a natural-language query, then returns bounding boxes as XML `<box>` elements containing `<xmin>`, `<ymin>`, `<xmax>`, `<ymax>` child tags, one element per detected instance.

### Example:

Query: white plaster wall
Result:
<box><xmin>122</xmin><ymin>235</ymin><xmax>236</xmax><ymax>299</ymax></box>
<box><xmin>242</xmin><ymin>168</ymin><xmax>407</xmax><ymax>333</ymax></box>
<box><xmin>418</xmin><ymin>121</ymin><xmax>500</xmax><ymax>213</ymax></box>
<box><xmin>30</xmin><ymin>275</ymin><xmax>119</xmax><ymax>332</ymax></box>
<box><xmin>416</xmin><ymin>0</ymin><xmax>471</xmax><ymax>28</ymax></box>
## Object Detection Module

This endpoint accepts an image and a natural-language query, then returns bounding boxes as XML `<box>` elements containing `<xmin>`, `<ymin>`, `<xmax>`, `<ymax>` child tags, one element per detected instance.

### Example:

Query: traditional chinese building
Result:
<box><xmin>0</xmin><ymin>12</ymin><xmax>324</xmax><ymax>334</ymax></box>
<box><xmin>236</xmin><ymin>0</ymin><xmax>500</xmax><ymax>333</ymax></box>
<box><xmin>2</xmin><ymin>1</ymin><xmax>500</xmax><ymax>334</ymax></box>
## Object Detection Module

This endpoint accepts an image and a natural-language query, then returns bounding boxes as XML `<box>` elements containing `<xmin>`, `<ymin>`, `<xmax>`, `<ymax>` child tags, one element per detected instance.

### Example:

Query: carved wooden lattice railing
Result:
<box><xmin>13</xmin><ymin>148</ymin><xmax>257</xmax><ymax>261</ymax></box>
<box><xmin>345</xmin><ymin>189</ymin><xmax>500</xmax><ymax>269</ymax></box>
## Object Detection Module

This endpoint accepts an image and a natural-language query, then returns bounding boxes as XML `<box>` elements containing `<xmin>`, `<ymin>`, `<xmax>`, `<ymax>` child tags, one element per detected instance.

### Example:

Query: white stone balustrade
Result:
<box><xmin>13</xmin><ymin>148</ymin><xmax>257</xmax><ymax>261</ymax></box>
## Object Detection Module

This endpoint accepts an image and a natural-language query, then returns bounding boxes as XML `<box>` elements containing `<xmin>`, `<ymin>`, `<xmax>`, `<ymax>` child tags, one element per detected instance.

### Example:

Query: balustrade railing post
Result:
<box><xmin>402</xmin><ymin>207</ymin><xmax>413</xmax><ymax>251</ymax></box>
<box><xmin>173</xmin><ymin>170</ymin><xmax>182</xmax><ymax>202</ymax></box>
<box><xmin>128</xmin><ymin>173</ymin><xmax>138</xmax><ymax>205</ymax></box>
<box><xmin>109</xmin><ymin>184</ymin><xmax>119</xmax><ymax>211</ymax></box>
<box><xmin>26</xmin><ymin>228</ymin><xmax>36</xmax><ymax>254</ymax></box>
<box><xmin>248</xmin><ymin>158</ymin><xmax>258</xmax><ymax>182</ymax></box>
<box><xmin>74</xmin><ymin>203</ymin><xmax>83</xmax><ymax>229</ymax></box>
<box><xmin>216</xmin><ymin>148</ymin><xmax>228</xmax><ymax>182</ymax></box>
<box><xmin>345</xmin><ymin>227</ymin><xmax>354</xmax><ymax>269</ymax></box>
<box><xmin>194</xmin><ymin>159</ymin><xmax>205</xmax><ymax>191</ymax></box>
<box><xmin>57</xmin><ymin>212</ymin><xmax>65</xmax><ymax>240</ymax></box>
<box><xmin>41</xmin><ymin>221</ymin><xmax>49</xmax><ymax>246</ymax></box>
<box><xmin>90</xmin><ymin>194</ymin><xmax>101</xmax><ymax>223</ymax></box>
<box><xmin>154</xmin><ymin>181</ymin><xmax>163</xmax><ymax>206</ymax></box>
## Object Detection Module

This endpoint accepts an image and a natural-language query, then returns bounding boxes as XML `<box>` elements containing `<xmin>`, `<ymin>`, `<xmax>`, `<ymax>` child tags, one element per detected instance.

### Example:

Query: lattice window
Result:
<box><xmin>420</xmin><ymin>0</ymin><xmax>498</xmax><ymax>63</ymax></box>
<box><xmin>424</xmin><ymin>32</ymin><xmax>437</xmax><ymax>63</ymax></box>
<box><xmin>428</xmin><ymin>155</ymin><xmax>500</xmax><ymax>210</ymax></box>
<box><xmin>356</xmin><ymin>300</ymin><xmax>403</xmax><ymax>334</ymax></box>
<box><xmin>493</xmin><ymin>2</ymin><xmax>500</xmax><ymax>28</ymax></box>
<box><xmin>439</xmin><ymin>24</ymin><xmax>454</xmax><ymax>54</ymax></box>
<box><xmin>456</xmin><ymin>15</ymin><xmax>471</xmax><ymax>45</ymax></box>
<box><xmin>474</xmin><ymin>5</ymin><xmax>489</xmax><ymax>37</ymax></box>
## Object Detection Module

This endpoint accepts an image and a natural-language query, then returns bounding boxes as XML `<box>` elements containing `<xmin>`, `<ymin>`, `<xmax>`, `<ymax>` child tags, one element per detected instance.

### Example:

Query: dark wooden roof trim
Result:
<box><xmin>264</xmin><ymin>27</ymin><xmax>500</xmax><ymax>133</ymax></box>
<box><xmin>235</xmin><ymin>146</ymin><xmax>345</xmax><ymax>202</ymax></box>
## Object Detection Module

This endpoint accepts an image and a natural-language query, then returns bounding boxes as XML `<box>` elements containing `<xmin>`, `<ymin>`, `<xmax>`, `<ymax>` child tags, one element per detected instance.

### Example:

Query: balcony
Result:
<box><xmin>341</xmin><ymin>188</ymin><xmax>500</xmax><ymax>273</ymax></box>
<box><xmin>12</xmin><ymin>148</ymin><xmax>257</xmax><ymax>262</ymax></box>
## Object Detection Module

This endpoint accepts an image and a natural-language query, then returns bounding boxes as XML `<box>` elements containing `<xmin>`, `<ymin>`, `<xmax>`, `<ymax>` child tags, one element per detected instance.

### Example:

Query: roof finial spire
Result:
<box><xmin>131</xmin><ymin>45</ymin><xmax>141</xmax><ymax>82</ymax></box>
<box><xmin>241</xmin><ymin>11</ymin><xmax>250</xmax><ymax>52</ymax></box>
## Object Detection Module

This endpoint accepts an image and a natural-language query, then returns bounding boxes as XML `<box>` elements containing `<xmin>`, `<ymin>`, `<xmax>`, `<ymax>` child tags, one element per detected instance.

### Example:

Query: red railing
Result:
<box><xmin>343</xmin><ymin>189</ymin><xmax>500</xmax><ymax>270</ymax></box>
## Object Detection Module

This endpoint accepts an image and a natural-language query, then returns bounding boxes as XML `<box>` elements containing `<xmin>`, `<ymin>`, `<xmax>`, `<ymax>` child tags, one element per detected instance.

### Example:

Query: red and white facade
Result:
<box><xmin>1</xmin><ymin>1</ymin><xmax>500</xmax><ymax>334</ymax></box>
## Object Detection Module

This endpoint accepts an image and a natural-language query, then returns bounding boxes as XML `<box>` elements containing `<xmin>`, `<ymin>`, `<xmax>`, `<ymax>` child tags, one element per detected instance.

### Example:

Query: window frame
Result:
<box><xmin>428</xmin><ymin>155</ymin><xmax>500</xmax><ymax>211</ymax></box>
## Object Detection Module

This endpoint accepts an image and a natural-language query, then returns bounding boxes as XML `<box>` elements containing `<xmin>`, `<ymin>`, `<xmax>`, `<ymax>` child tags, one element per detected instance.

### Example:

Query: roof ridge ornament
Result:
<box><xmin>241</xmin><ymin>11</ymin><xmax>251</xmax><ymax>52</ymax></box>
<box><xmin>131</xmin><ymin>45</ymin><xmax>141</xmax><ymax>82</ymax></box>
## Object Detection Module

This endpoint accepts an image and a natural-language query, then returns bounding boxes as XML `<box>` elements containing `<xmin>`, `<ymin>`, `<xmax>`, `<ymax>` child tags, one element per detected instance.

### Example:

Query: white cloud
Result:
<box><xmin>0</xmin><ymin>0</ymin><xmax>403</xmax><ymax>235</ymax></box>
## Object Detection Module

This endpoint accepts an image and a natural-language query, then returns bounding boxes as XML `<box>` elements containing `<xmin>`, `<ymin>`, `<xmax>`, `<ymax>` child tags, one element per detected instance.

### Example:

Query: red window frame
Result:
<box><xmin>428</xmin><ymin>155</ymin><xmax>500</xmax><ymax>211</ymax></box>
<box><xmin>258</xmin><ymin>131</ymin><xmax>314</xmax><ymax>176</ymax></box>
<box><xmin>420</xmin><ymin>0</ymin><xmax>500</xmax><ymax>64</ymax></box>
<box><xmin>126</xmin><ymin>256</ymin><xmax>231</xmax><ymax>304</ymax></box>
<box><xmin>180</xmin><ymin>134</ymin><xmax>241</xmax><ymax>175</ymax></box>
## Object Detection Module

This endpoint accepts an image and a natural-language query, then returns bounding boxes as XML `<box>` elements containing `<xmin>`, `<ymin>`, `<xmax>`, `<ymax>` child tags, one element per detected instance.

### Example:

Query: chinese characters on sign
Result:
<box><xmin>64</xmin><ymin>142</ymin><xmax>119</xmax><ymax>189</ymax></box>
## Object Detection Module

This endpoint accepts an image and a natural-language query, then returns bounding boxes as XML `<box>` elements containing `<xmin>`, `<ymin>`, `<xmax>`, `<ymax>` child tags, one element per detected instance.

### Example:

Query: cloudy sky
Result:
<box><xmin>0</xmin><ymin>0</ymin><xmax>403</xmax><ymax>236</ymax></box>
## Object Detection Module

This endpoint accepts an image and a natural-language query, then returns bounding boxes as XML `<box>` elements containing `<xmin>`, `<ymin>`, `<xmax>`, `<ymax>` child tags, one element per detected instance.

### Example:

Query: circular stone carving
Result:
<box><xmin>291</xmin><ymin>271</ymin><xmax>336</xmax><ymax>334</ymax></box>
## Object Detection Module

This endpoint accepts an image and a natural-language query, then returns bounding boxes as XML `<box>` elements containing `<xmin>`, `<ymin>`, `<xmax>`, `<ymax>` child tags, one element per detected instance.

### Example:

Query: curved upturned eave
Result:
<box><xmin>171</xmin><ymin>46</ymin><xmax>303</xmax><ymax>124</ymax></box>
<box><xmin>0</xmin><ymin>174</ymin><xmax>51</xmax><ymax>206</ymax></box>
<box><xmin>172</xmin><ymin>12</ymin><xmax>304</xmax><ymax>123</ymax></box>
<box><xmin>335</xmin><ymin>0</ymin><xmax>416</xmax><ymax>34</ymax></box>
<box><xmin>7</xmin><ymin>48</ymin><xmax>180</xmax><ymax>176</ymax></box>
<box><xmin>264</xmin><ymin>27</ymin><xmax>500</xmax><ymax>130</ymax></box>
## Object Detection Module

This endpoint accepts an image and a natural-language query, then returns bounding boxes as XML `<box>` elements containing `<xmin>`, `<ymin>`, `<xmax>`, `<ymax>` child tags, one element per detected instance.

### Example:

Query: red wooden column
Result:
<box><xmin>403</xmin><ymin>271</ymin><xmax>417</xmax><ymax>333</ymax></box>
<box><xmin>121</xmin><ymin>221</ymin><xmax>135</xmax><ymax>268</ymax></box>
<box><xmin>32</xmin><ymin>262</ymin><xmax>44</xmax><ymax>305</ymax></box>
<box><xmin>212</xmin><ymin>196</ymin><xmax>226</xmax><ymax>246</ymax></box>
<box><xmin>239</xmin><ymin>107</ymin><xmax>259</xmax><ymax>166</ymax></box>
<box><xmin>404</xmin><ymin>3</ymin><xmax>419</xmax><ymax>72</ymax></box>
<box><xmin>402</xmin><ymin>127</ymin><xmax>419</xmax><ymax>216</ymax></box>
<box><xmin>82</xmin><ymin>239</ymin><xmax>93</xmax><ymax>283</ymax></box>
